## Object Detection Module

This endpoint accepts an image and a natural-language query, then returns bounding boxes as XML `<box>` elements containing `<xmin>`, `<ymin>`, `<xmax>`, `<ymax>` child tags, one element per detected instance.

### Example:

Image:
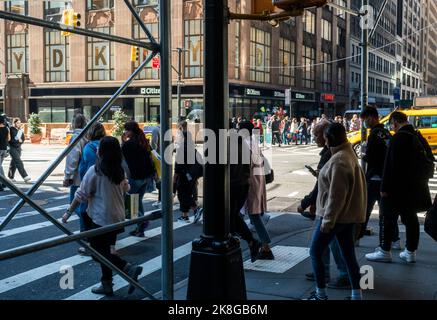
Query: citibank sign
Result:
<box><xmin>245</xmin><ymin>88</ymin><xmax>261</xmax><ymax>96</ymax></box>
<box><xmin>140</xmin><ymin>87</ymin><xmax>160</xmax><ymax>95</ymax></box>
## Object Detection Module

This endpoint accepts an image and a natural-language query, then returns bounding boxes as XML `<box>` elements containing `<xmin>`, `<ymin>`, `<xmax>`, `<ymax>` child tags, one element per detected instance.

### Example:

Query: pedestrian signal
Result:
<box><xmin>131</xmin><ymin>46</ymin><xmax>139</xmax><ymax>62</ymax></box>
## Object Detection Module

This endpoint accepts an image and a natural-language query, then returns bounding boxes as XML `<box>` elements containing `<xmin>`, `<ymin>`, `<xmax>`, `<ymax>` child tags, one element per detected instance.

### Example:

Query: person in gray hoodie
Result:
<box><xmin>306</xmin><ymin>123</ymin><xmax>367</xmax><ymax>301</ymax></box>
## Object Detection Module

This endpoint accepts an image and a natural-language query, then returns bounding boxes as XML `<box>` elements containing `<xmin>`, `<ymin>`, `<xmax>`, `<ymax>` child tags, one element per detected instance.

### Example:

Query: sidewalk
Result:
<box><xmin>172</xmin><ymin>212</ymin><xmax>437</xmax><ymax>300</ymax></box>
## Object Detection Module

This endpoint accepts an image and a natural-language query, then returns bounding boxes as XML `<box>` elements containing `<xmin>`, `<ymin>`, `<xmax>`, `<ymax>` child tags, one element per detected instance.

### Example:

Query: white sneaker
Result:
<box><xmin>399</xmin><ymin>249</ymin><xmax>416</xmax><ymax>263</ymax></box>
<box><xmin>23</xmin><ymin>176</ymin><xmax>31</xmax><ymax>183</ymax></box>
<box><xmin>365</xmin><ymin>247</ymin><xmax>392</xmax><ymax>263</ymax></box>
<box><xmin>391</xmin><ymin>240</ymin><xmax>402</xmax><ymax>250</ymax></box>
<box><xmin>152</xmin><ymin>201</ymin><xmax>161</xmax><ymax>207</ymax></box>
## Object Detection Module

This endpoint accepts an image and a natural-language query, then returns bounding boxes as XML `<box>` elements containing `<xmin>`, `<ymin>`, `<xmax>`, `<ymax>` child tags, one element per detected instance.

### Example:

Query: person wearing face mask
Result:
<box><xmin>357</xmin><ymin>107</ymin><xmax>400</xmax><ymax>248</ymax></box>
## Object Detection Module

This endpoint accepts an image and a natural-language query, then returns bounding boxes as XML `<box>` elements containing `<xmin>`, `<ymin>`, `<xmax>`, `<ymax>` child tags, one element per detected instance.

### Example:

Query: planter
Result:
<box><xmin>30</xmin><ymin>133</ymin><xmax>42</xmax><ymax>144</ymax></box>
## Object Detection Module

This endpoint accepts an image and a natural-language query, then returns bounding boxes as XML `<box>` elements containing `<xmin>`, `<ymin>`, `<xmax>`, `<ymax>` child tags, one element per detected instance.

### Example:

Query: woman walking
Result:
<box><xmin>8</xmin><ymin>118</ymin><xmax>31</xmax><ymax>183</ymax></box>
<box><xmin>122</xmin><ymin>121</ymin><xmax>156</xmax><ymax>237</ymax></box>
<box><xmin>306</xmin><ymin>123</ymin><xmax>366</xmax><ymax>300</ymax></box>
<box><xmin>0</xmin><ymin>115</ymin><xmax>10</xmax><ymax>192</ymax></box>
<box><xmin>65</xmin><ymin>136</ymin><xmax>143</xmax><ymax>296</ymax></box>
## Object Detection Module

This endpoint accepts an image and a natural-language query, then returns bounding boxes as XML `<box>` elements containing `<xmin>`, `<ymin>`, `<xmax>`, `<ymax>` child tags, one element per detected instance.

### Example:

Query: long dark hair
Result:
<box><xmin>124</xmin><ymin>120</ymin><xmax>150</xmax><ymax>151</ymax></box>
<box><xmin>95</xmin><ymin>136</ymin><xmax>125</xmax><ymax>185</ymax></box>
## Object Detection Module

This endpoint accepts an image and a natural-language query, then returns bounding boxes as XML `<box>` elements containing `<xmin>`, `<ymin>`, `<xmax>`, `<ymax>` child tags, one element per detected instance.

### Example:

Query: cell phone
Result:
<box><xmin>305</xmin><ymin>165</ymin><xmax>318</xmax><ymax>177</ymax></box>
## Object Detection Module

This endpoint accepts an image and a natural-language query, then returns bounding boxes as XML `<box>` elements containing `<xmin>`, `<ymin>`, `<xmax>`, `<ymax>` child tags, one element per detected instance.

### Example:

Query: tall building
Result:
<box><xmin>0</xmin><ymin>0</ymin><xmax>351</xmax><ymax>123</ymax></box>
<box><xmin>422</xmin><ymin>0</ymin><xmax>437</xmax><ymax>96</ymax></box>
<box><xmin>397</xmin><ymin>0</ymin><xmax>423</xmax><ymax>103</ymax></box>
<box><xmin>349</xmin><ymin>0</ymin><xmax>398</xmax><ymax>110</ymax></box>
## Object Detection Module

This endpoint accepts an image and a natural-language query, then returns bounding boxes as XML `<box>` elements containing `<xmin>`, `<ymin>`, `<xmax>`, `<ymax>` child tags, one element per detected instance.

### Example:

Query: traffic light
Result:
<box><xmin>131</xmin><ymin>46</ymin><xmax>139</xmax><ymax>62</ymax></box>
<box><xmin>61</xmin><ymin>9</ymin><xmax>81</xmax><ymax>36</ymax></box>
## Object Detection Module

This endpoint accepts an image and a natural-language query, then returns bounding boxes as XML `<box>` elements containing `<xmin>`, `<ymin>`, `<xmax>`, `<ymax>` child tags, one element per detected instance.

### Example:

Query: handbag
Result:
<box><xmin>125</xmin><ymin>193</ymin><xmax>139</xmax><ymax>220</ymax></box>
<box><xmin>262</xmin><ymin>153</ymin><xmax>274</xmax><ymax>184</ymax></box>
<box><xmin>425</xmin><ymin>195</ymin><xmax>437</xmax><ymax>241</ymax></box>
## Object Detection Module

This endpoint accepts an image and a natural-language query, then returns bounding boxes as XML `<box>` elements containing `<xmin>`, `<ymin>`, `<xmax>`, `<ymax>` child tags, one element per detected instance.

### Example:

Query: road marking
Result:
<box><xmin>287</xmin><ymin>192</ymin><xmax>299</xmax><ymax>198</ymax></box>
<box><xmin>65</xmin><ymin>212</ymin><xmax>285</xmax><ymax>300</ymax></box>
<box><xmin>289</xmin><ymin>170</ymin><xmax>310</xmax><ymax>176</ymax></box>
<box><xmin>0</xmin><ymin>204</ymin><xmax>70</xmax><ymax>224</ymax></box>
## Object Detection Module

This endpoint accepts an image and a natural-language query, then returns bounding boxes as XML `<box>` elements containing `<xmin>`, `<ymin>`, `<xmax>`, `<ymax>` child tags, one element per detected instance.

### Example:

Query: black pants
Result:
<box><xmin>230</xmin><ymin>184</ymin><xmax>254</xmax><ymax>244</ymax></box>
<box><xmin>156</xmin><ymin>180</ymin><xmax>161</xmax><ymax>202</ymax></box>
<box><xmin>272</xmin><ymin>132</ymin><xmax>281</xmax><ymax>145</ymax></box>
<box><xmin>380</xmin><ymin>198</ymin><xmax>418</xmax><ymax>252</ymax></box>
<box><xmin>8</xmin><ymin>146</ymin><xmax>28</xmax><ymax>179</ymax></box>
<box><xmin>89</xmin><ymin>223</ymin><xmax>127</xmax><ymax>282</ymax></box>
<box><xmin>177</xmin><ymin>177</ymin><xmax>197</xmax><ymax>213</ymax></box>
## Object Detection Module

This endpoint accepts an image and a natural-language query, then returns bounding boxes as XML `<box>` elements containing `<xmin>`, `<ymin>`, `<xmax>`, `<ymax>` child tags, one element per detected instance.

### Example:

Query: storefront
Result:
<box><xmin>287</xmin><ymin>90</ymin><xmax>318</xmax><ymax>119</ymax></box>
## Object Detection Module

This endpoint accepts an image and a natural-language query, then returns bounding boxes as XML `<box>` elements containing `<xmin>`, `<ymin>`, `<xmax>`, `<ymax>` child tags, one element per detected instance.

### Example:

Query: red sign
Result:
<box><xmin>322</xmin><ymin>93</ymin><xmax>335</xmax><ymax>102</ymax></box>
<box><xmin>152</xmin><ymin>56</ymin><xmax>160</xmax><ymax>69</ymax></box>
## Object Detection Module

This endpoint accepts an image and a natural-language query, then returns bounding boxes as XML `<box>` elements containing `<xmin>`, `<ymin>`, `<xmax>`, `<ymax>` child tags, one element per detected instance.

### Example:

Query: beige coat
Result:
<box><xmin>316</xmin><ymin>142</ymin><xmax>367</xmax><ymax>229</ymax></box>
<box><xmin>241</xmin><ymin>136</ymin><xmax>267</xmax><ymax>215</ymax></box>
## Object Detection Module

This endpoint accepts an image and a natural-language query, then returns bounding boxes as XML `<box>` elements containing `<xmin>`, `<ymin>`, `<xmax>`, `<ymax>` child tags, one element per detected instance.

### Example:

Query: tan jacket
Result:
<box><xmin>316</xmin><ymin>142</ymin><xmax>367</xmax><ymax>229</ymax></box>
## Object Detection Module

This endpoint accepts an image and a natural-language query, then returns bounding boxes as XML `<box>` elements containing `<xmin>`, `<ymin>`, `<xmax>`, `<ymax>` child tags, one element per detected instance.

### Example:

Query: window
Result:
<box><xmin>87</xmin><ymin>0</ymin><xmax>114</xmax><ymax>10</ymax></box>
<box><xmin>133</xmin><ymin>2</ymin><xmax>159</xmax><ymax>80</ymax></box>
<box><xmin>369</xmin><ymin>77</ymin><xmax>375</xmax><ymax>93</ymax></box>
<box><xmin>321</xmin><ymin>20</ymin><xmax>332</xmax><ymax>41</ymax></box>
<box><xmin>184</xmin><ymin>19</ymin><xmax>203</xmax><ymax>78</ymax></box>
<box><xmin>335</xmin><ymin>0</ymin><xmax>347</xmax><ymax>19</ymax></box>
<box><xmin>302</xmin><ymin>46</ymin><xmax>315</xmax><ymax>88</ymax></box>
<box><xmin>338</xmin><ymin>66</ymin><xmax>345</xmax><ymax>93</ymax></box>
<box><xmin>369</xmin><ymin>53</ymin><xmax>375</xmax><ymax>69</ymax></box>
<box><xmin>303</xmin><ymin>11</ymin><xmax>315</xmax><ymax>34</ymax></box>
<box><xmin>6</xmin><ymin>34</ymin><xmax>28</xmax><ymax>74</ymax></box>
<box><xmin>384</xmin><ymin>60</ymin><xmax>390</xmax><ymax>74</ymax></box>
<box><xmin>337</xmin><ymin>27</ymin><xmax>346</xmax><ymax>47</ymax></box>
<box><xmin>376</xmin><ymin>57</ymin><xmax>383</xmax><ymax>72</ymax></box>
<box><xmin>376</xmin><ymin>79</ymin><xmax>382</xmax><ymax>94</ymax></box>
<box><xmin>415</xmin><ymin>116</ymin><xmax>437</xmax><ymax>129</ymax></box>
<box><xmin>321</xmin><ymin>52</ymin><xmax>332</xmax><ymax>91</ymax></box>
<box><xmin>5</xmin><ymin>1</ymin><xmax>28</xmax><ymax>15</ymax></box>
<box><xmin>87</xmin><ymin>27</ymin><xmax>114</xmax><ymax>81</ymax></box>
<box><xmin>250</xmin><ymin>28</ymin><xmax>271</xmax><ymax>83</ymax></box>
<box><xmin>383</xmin><ymin>81</ymin><xmax>389</xmax><ymax>95</ymax></box>
<box><xmin>279</xmin><ymin>38</ymin><xmax>295</xmax><ymax>86</ymax></box>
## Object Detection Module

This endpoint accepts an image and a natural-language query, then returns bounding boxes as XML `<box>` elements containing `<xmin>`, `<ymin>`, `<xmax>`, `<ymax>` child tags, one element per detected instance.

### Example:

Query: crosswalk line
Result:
<box><xmin>0</xmin><ymin>204</ymin><xmax>70</xmax><ymax>225</ymax></box>
<box><xmin>65</xmin><ymin>212</ymin><xmax>285</xmax><ymax>300</ymax></box>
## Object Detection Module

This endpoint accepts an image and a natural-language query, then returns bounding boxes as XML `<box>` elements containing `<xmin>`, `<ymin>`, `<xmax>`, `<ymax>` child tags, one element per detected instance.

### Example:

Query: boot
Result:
<box><xmin>91</xmin><ymin>280</ymin><xmax>114</xmax><ymax>296</ymax></box>
<box><xmin>124</xmin><ymin>263</ymin><xmax>143</xmax><ymax>294</ymax></box>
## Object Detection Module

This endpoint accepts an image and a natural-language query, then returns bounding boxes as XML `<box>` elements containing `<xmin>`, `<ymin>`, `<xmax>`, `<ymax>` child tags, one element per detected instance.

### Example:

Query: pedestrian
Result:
<box><xmin>281</xmin><ymin>116</ymin><xmax>291</xmax><ymax>145</ymax></box>
<box><xmin>239</xmin><ymin>121</ymin><xmax>274</xmax><ymax>260</ymax></box>
<box><xmin>290</xmin><ymin>118</ymin><xmax>299</xmax><ymax>145</ymax></box>
<box><xmin>173</xmin><ymin>120</ymin><xmax>203</xmax><ymax>223</ymax></box>
<box><xmin>298</xmin><ymin>118</ymin><xmax>309</xmax><ymax>145</ymax></box>
<box><xmin>254</xmin><ymin>118</ymin><xmax>264</xmax><ymax>146</ymax></box>
<box><xmin>64</xmin><ymin>136</ymin><xmax>143</xmax><ymax>296</ymax></box>
<box><xmin>365</xmin><ymin>111</ymin><xmax>433</xmax><ymax>263</ymax></box>
<box><xmin>265</xmin><ymin>115</ymin><xmax>274</xmax><ymax>146</ymax></box>
<box><xmin>349</xmin><ymin>114</ymin><xmax>361</xmax><ymax>132</ymax></box>
<box><xmin>8</xmin><ymin>118</ymin><xmax>31</xmax><ymax>183</ymax></box>
<box><xmin>63</xmin><ymin>114</ymin><xmax>88</xmax><ymax>253</ymax></box>
<box><xmin>0</xmin><ymin>115</ymin><xmax>11</xmax><ymax>192</ymax></box>
<box><xmin>357</xmin><ymin>107</ymin><xmax>400</xmax><ymax>249</ymax></box>
<box><xmin>271</xmin><ymin>116</ymin><xmax>281</xmax><ymax>147</ymax></box>
<box><xmin>122</xmin><ymin>121</ymin><xmax>157</xmax><ymax>237</ymax></box>
<box><xmin>150</xmin><ymin>115</ymin><xmax>162</xmax><ymax>208</ymax></box>
<box><xmin>306</xmin><ymin>123</ymin><xmax>367</xmax><ymax>300</ymax></box>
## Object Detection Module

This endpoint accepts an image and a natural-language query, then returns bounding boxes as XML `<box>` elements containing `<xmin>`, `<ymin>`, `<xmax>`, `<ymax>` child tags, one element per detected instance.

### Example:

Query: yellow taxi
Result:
<box><xmin>348</xmin><ymin>108</ymin><xmax>437</xmax><ymax>156</ymax></box>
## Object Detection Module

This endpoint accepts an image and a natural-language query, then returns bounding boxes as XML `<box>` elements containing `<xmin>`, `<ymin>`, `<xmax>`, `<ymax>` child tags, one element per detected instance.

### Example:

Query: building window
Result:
<box><xmin>376</xmin><ymin>79</ymin><xmax>382</xmax><ymax>94</ymax></box>
<box><xmin>87</xmin><ymin>27</ymin><xmax>114</xmax><ymax>81</ymax></box>
<box><xmin>279</xmin><ymin>38</ymin><xmax>295</xmax><ymax>86</ymax></box>
<box><xmin>337</xmin><ymin>27</ymin><xmax>346</xmax><ymax>47</ymax></box>
<box><xmin>302</xmin><ymin>46</ymin><xmax>315</xmax><ymax>89</ymax></box>
<box><xmin>5</xmin><ymin>1</ymin><xmax>28</xmax><ymax>15</ymax></box>
<box><xmin>369</xmin><ymin>77</ymin><xmax>375</xmax><ymax>93</ymax></box>
<box><xmin>87</xmin><ymin>0</ymin><xmax>114</xmax><ymax>10</ymax></box>
<box><xmin>321</xmin><ymin>19</ymin><xmax>332</xmax><ymax>41</ymax></box>
<box><xmin>184</xmin><ymin>19</ymin><xmax>203</xmax><ymax>78</ymax></box>
<box><xmin>322</xmin><ymin>52</ymin><xmax>332</xmax><ymax>91</ymax></box>
<box><xmin>6</xmin><ymin>33</ymin><xmax>28</xmax><ymax>74</ymax></box>
<box><xmin>335</xmin><ymin>0</ymin><xmax>347</xmax><ymax>19</ymax></box>
<box><xmin>303</xmin><ymin>11</ymin><xmax>315</xmax><ymax>34</ymax></box>
<box><xmin>133</xmin><ymin>2</ymin><xmax>159</xmax><ymax>80</ymax></box>
<box><xmin>337</xmin><ymin>66</ymin><xmax>345</xmax><ymax>93</ymax></box>
<box><xmin>250</xmin><ymin>28</ymin><xmax>271</xmax><ymax>83</ymax></box>
<box><xmin>369</xmin><ymin>53</ymin><xmax>375</xmax><ymax>69</ymax></box>
<box><xmin>383</xmin><ymin>81</ymin><xmax>389</xmax><ymax>95</ymax></box>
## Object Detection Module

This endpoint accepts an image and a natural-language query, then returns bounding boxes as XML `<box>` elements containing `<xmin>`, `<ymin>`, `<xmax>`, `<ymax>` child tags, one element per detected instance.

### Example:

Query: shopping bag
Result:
<box><xmin>125</xmin><ymin>193</ymin><xmax>139</xmax><ymax>220</ymax></box>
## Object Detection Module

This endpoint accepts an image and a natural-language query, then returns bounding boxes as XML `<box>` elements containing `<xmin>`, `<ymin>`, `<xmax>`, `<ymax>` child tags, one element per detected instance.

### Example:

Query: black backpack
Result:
<box><xmin>402</xmin><ymin>130</ymin><xmax>435</xmax><ymax>180</ymax></box>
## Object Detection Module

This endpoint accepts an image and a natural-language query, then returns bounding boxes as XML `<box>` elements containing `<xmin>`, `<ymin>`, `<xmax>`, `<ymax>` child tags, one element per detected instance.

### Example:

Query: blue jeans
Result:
<box><xmin>322</xmin><ymin>238</ymin><xmax>349</xmax><ymax>279</ymax></box>
<box><xmin>129</xmin><ymin>178</ymin><xmax>154</xmax><ymax>233</ymax></box>
<box><xmin>310</xmin><ymin>219</ymin><xmax>361</xmax><ymax>289</ymax></box>
<box><xmin>70</xmin><ymin>185</ymin><xmax>86</xmax><ymax>232</ymax></box>
<box><xmin>249</xmin><ymin>214</ymin><xmax>271</xmax><ymax>244</ymax></box>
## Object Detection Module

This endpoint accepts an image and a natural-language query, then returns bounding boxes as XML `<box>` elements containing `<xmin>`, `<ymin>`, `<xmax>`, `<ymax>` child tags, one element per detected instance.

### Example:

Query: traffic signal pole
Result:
<box><xmin>186</xmin><ymin>0</ymin><xmax>246</xmax><ymax>300</ymax></box>
<box><xmin>360</xmin><ymin>0</ymin><xmax>369</xmax><ymax>168</ymax></box>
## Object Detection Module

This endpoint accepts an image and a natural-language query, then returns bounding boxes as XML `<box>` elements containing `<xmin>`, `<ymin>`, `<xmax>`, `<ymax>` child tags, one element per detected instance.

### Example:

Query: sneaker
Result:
<box><xmin>249</xmin><ymin>240</ymin><xmax>262</xmax><ymax>263</ymax></box>
<box><xmin>152</xmin><ymin>201</ymin><xmax>161</xmax><ymax>207</ymax></box>
<box><xmin>124</xmin><ymin>264</ymin><xmax>143</xmax><ymax>294</ymax></box>
<box><xmin>261</xmin><ymin>213</ymin><xmax>271</xmax><ymax>225</ymax></box>
<box><xmin>305</xmin><ymin>272</ymin><xmax>330</xmax><ymax>283</ymax></box>
<box><xmin>23</xmin><ymin>176</ymin><xmax>31</xmax><ymax>183</ymax></box>
<box><xmin>364</xmin><ymin>228</ymin><xmax>374</xmax><ymax>236</ymax></box>
<box><xmin>399</xmin><ymin>249</ymin><xmax>416</xmax><ymax>263</ymax></box>
<box><xmin>365</xmin><ymin>247</ymin><xmax>392</xmax><ymax>263</ymax></box>
<box><xmin>193</xmin><ymin>207</ymin><xmax>203</xmax><ymax>223</ymax></box>
<box><xmin>129</xmin><ymin>230</ymin><xmax>145</xmax><ymax>238</ymax></box>
<box><xmin>327</xmin><ymin>277</ymin><xmax>351</xmax><ymax>290</ymax></box>
<box><xmin>178</xmin><ymin>215</ymin><xmax>190</xmax><ymax>223</ymax></box>
<box><xmin>78</xmin><ymin>247</ymin><xmax>91</xmax><ymax>256</ymax></box>
<box><xmin>305</xmin><ymin>291</ymin><xmax>328</xmax><ymax>300</ymax></box>
<box><xmin>391</xmin><ymin>240</ymin><xmax>402</xmax><ymax>250</ymax></box>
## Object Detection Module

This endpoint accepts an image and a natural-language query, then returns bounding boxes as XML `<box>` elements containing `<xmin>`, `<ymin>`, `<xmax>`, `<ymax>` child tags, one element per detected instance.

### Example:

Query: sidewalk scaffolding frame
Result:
<box><xmin>0</xmin><ymin>0</ymin><xmax>173</xmax><ymax>300</ymax></box>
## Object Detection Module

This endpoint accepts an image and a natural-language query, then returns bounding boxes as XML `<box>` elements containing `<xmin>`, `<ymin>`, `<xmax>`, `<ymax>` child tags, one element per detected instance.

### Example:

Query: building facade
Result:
<box><xmin>0</xmin><ymin>0</ymin><xmax>351</xmax><ymax>123</ymax></box>
<box><xmin>422</xmin><ymin>0</ymin><xmax>437</xmax><ymax>96</ymax></box>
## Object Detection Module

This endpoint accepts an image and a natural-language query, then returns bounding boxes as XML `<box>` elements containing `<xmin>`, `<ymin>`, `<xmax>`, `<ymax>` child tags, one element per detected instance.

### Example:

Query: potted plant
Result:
<box><xmin>111</xmin><ymin>110</ymin><xmax>128</xmax><ymax>141</ymax></box>
<box><xmin>28</xmin><ymin>113</ymin><xmax>43</xmax><ymax>144</ymax></box>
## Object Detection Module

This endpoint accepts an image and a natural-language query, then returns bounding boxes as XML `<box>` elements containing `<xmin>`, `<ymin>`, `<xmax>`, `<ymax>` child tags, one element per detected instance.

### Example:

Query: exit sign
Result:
<box><xmin>152</xmin><ymin>56</ymin><xmax>160</xmax><ymax>69</ymax></box>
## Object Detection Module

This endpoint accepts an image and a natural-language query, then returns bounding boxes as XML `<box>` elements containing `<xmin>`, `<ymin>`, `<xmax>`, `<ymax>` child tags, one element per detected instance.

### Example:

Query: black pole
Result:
<box><xmin>186</xmin><ymin>0</ymin><xmax>246</xmax><ymax>300</ymax></box>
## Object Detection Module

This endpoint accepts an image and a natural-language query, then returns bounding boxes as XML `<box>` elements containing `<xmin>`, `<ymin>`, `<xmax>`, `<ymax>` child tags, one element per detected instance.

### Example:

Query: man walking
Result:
<box><xmin>8</xmin><ymin>118</ymin><xmax>31</xmax><ymax>183</ymax></box>
<box><xmin>271</xmin><ymin>116</ymin><xmax>281</xmax><ymax>147</ymax></box>
<box><xmin>366</xmin><ymin>111</ymin><xmax>433</xmax><ymax>263</ymax></box>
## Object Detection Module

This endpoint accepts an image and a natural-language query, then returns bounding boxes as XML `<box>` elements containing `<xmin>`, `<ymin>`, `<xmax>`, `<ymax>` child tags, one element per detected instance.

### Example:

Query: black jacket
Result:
<box><xmin>363</xmin><ymin>124</ymin><xmax>391</xmax><ymax>180</ymax></box>
<box><xmin>271</xmin><ymin>120</ymin><xmax>281</xmax><ymax>132</ymax></box>
<box><xmin>8</xmin><ymin>126</ymin><xmax>23</xmax><ymax>148</ymax></box>
<box><xmin>230</xmin><ymin>130</ymin><xmax>250</xmax><ymax>190</ymax></box>
<box><xmin>301</xmin><ymin>146</ymin><xmax>331</xmax><ymax>210</ymax></box>
<box><xmin>381</xmin><ymin>124</ymin><xmax>432</xmax><ymax>212</ymax></box>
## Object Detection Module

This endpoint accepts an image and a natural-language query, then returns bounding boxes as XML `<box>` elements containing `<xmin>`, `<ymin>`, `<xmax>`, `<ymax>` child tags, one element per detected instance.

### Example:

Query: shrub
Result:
<box><xmin>28</xmin><ymin>113</ymin><xmax>42</xmax><ymax>135</ymax></box>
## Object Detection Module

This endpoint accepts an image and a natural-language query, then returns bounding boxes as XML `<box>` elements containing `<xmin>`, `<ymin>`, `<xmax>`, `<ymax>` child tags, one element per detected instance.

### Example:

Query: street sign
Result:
<box><xmin>152</xmin><ymin>56</ymin><xmax>160</xmax><ymax>69</ymax></box>
<box><xmin>285</xmin><ymin>89</ymin><xmax>291</xmax><ymax>106</ymax></box>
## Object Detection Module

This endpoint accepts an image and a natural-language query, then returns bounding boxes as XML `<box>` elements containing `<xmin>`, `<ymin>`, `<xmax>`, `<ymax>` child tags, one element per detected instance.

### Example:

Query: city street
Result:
<box><xmin>0</xmin><ymin>142</ymin><xmax>437</xmax><ymax>300</ymax></box>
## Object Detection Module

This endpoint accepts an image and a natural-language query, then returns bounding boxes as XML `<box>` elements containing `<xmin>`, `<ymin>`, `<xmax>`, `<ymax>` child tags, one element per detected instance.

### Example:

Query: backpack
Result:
<box><xmin>187</xmin><ymin>149</ymin><xmax>204</xmax><ymax>180</ymax></box>
<box><xmin>402</xmin><ymin>130</ymin><xmax>435</xmax><ymax>180</ymax></box>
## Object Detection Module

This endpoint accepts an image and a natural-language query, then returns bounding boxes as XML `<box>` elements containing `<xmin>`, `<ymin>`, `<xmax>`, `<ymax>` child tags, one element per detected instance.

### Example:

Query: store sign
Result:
<box><xmin>50</xmin><ymin>45</ymin><xmax>66</xmax><ymax>71</ymax></box>
<box><xmin>11</xmin><ymin>48</ymin><xmax>25</xmax><ymax>72</ymax></box>
<box><xmin>274</xmin><ymin>91</ymin><xmax>285</xmax><ymax>98</ymax></box>
<box><xmin>188</xmin><ymin>36</ymin><xmax>202</xmax><ymax>65</ymax></box>
<box><xmin>246</xmin><ymin>88</ymin><xmax>261</xmax><ymax>96</ymax></box>
<box><xmin>321</xmin><ymin>93</ymin><xmax>335</xmax><ymax>102</ymax></box>
<box><xmin>290</xmin><ymin>91</ymin><xmax>315</xmax><ymax>101</ymax></box>
<box><xmin>152</xmin><ymin>56</ymin><xmax>160</xmax><ymax>69</ymax></box>
<box><xmin>140</xmin><ymin>87</ymin><xmax>160</xmax><ymax>95</ymax></box>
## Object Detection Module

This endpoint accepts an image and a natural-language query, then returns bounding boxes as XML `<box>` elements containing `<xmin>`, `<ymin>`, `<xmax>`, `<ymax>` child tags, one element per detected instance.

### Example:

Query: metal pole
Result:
<box><xmin>360</xmin><ymin>0</ymin><xmax>369</xmax><ymax>168</ymax></box>
<box><xmin>0</xmin><ymin>52</ymin><xmax>157</xmax><ymax>232</ymax></box>
<box><xmin>0</xmin><ymin>10</ymin><xmax>158</xmax><ymax>51</ymax></box>
<box><xmin>159</xmin><ymin>0</ymin><xmax>174</xmax><ymax>301</ymax></box>
<box><xmin>0</xmin><ymin>176</ymin><xmax>157</xmax><ymax>300</ymax></box>
<box><xmin>177</xmin><ymin>48</ymin><xmax>182</xmax><ymax>118</ymax></box>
